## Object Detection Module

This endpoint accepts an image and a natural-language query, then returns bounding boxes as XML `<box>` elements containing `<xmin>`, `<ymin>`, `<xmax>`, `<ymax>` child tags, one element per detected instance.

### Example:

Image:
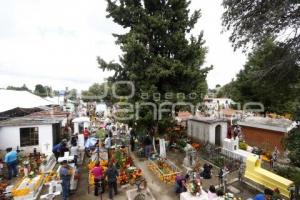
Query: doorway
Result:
<box><xmin>215</xmin><ymin>125</ymin><xmax>221</xmax><ymax>146</ymax></box>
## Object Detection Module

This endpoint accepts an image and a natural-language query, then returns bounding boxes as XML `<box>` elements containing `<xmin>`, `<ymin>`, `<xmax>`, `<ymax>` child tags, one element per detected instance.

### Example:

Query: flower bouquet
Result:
<box><xmin>187</xmin><ymin>180</ymin><xmax>201</xmax><ymax>196</ymax></box>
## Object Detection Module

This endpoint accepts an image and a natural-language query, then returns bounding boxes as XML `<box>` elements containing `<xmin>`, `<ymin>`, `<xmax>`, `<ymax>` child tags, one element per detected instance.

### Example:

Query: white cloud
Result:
<box><xmin>0</xmin><ymin>0</ymin><xmax>246</xmax><ymax>91</ymax></box>
<box><xmin>190</xmin><ymin>0</ymin><xmax>246</xmax><ymax>88</ymax></box>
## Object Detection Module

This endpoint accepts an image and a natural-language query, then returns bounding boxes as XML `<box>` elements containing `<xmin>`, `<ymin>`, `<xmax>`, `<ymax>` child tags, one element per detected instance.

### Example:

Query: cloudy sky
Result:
<box><xmin>0</xmin><ymin>0</ymin><xmax>246</xmax><ymax>91</ymax></box>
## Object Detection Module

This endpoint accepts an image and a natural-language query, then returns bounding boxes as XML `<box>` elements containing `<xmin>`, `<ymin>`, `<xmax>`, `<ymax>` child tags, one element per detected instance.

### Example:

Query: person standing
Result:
<box><xmin>53</xmin><ymin>140</ymin><xmax>67</xmax><ymax>161</ymax></box>
<box><xmin>269</xmin><ymin>155</ymin><xmax>274</xmax><ymax>169</ymax></box>
<box><xmin>83</xmin><ymin>127</ymin><xmax>90</xmax><ymax>143</ymax></box>
<box><xmin>59</xmin><ymin>160</ymin><xmax>72</xmax><ymax>200</ymax></box>
<box><xmin>218</xmin><ymin>167</ymin><xmax>224</xmax><ymax>187</ymax></box>
<box><xmin>71</xmin><ymin>134</ymin><xmax>78</xmax><ymax>146</ymax></box>
<box><xmin>238</xmin><ymin>163</ymin><xmax>245</xmax><ymax>182</ymax></box>
<box><xmin>52</xmin><ymin>143</ymin><xmax>62</xmax><ymax>161</ymax></box>
<box><xmin>129</xmin><ymin>128</ymin><xmax>136</xmax><ymax>152</ymax></box>
<box><xmin>104</xmin><ymin>162</ymin><xmax>119</xmax><ymax>200</ymax></box>
<box><xmin>91</xmin><ymin>161</ymin><xmax>104</xmax><ymax>196</ymax></box>
<box><xmin>104</xmin><ymin>134</ymin><xmax>111</xmax><ymax>159</ymax></box>
<box><xmin>69</xmin><ymin>143</ymin><xmax>78</xmax><ymax>166</ymax></box>
<box><xmin>144</xmin><ymin>134</ymin><xmax>152</xmax><ymax>159</ymax></box>
<box><xmin>4</xmin><ymin>148</ymin><xmax>18</xmax><ymax>180</ymax></box>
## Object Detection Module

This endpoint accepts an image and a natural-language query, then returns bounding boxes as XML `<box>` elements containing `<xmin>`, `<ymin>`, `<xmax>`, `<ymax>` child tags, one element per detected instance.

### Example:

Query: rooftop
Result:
<box><xmin>0</xmin><ymin>110</ymin><xmax>67</xmax><ymax>127</ymax></box>
<box><xmin>176</xmin><ymin>111</ymin><xmax>192</xmax><ymax>121</ymax></box>
<box><xmin>238</xmin><ymin>116</ymin><xmax>296</xmax><ymax>132</ymax></box>
<box><xmin>189</xmin><ymin>116</ymin><xmax>227</xmax><ymax>124</ymax></box>
<box><xmin>0</xmin><ymin>89</ymin><xmax>57</xmax><ymax>113</ymax></box>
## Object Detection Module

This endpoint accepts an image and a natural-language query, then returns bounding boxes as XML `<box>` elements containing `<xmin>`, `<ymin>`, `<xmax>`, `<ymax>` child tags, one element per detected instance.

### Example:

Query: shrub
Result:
<box><xmin>239</xmin><ymin>142</ymin><xmax>248</xmax><ymax>150</ymax></box>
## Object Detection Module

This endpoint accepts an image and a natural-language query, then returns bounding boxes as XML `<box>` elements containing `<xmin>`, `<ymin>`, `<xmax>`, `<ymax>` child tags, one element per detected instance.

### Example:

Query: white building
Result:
<box><xmin>72</xmin><ymin>117</ymin><xmax>90</xmax><ymax>134</ymax></box>
<box><xmin>0</xmin><ymin>114</ymin><xmax>66</xmax><ymax>154</ymax></box>
<box><xmin>203</xmin><ymin>98</ymin><xmax>235</xmax><ymax>110</ymax></box>
<box><xmin>187</xmin><ymin>117</ymin><xmax>228</xmax><ymax>146</ymax></box>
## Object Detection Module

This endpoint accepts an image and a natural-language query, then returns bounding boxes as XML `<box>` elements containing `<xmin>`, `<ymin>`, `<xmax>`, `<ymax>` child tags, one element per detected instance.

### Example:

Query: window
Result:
<box><xmin>20</xmin><ymin>127</ymin><xmax>39</xmax><ymax>147</ymax></box>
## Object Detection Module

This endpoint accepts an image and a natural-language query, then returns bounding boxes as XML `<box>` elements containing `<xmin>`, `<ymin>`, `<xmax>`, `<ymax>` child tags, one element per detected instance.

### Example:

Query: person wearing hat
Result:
<box><xmin>59</xmin><ymin>160</ymin><xmax>72</xmax><ymax>200</ymax></box>
<box><xmin>4</xmin><ymin>147</ymin><xmax>18</xmax><ymax>180</ymax></box>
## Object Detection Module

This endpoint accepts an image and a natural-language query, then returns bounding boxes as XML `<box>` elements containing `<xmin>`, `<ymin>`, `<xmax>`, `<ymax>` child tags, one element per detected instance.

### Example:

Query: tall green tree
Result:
<box><xmin>222</xmin><ymin>0</ymin><xmax>300</xmax><ymax>97</ymax></box>
<box><xmin>99</xmin><ymin>0</ymin><xmax>210</xmax><ymax>133</ymax></box>
<box><xmin>81</xmin><ymin>82</ymin><xmax>113</xmax><ymax>104</ymax></box>
<box><xmin>222</xmin><ymin>0</ymin><xmax>300</xmax><ymax>59</ymax></box>
<box><xmin>33</xmin><ymin>84</ymin><xmax>53</xmax><ymax>97</ymax></box>
<box><xmin>285</xmin><ymin>127</ymin><xmax>300</xmax><ymax>168</ymax></box>
<box><xmin>221</xmin><ymin>39</ymin><xmax>300</xmax><ymax>114</ymax></box>
<box><xmin>34</xmin><ymin>84</ymin><xmax>47</xmax><ymax>97</ymax></box>
<box><xmin>67</xmin><ymin>89</ymin><xmax>78</xmax><ymax>101</ymax></box>
<box><xmin>283</xmin><ymin>126</ymin><xmax>300</xmax><ymax>198</ymax></box>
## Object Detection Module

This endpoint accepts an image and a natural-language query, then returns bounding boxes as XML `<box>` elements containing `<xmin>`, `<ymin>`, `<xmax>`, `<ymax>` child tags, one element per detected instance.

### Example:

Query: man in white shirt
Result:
<box><xmin>104</xmin><ymin>134</ymin><xmax>111</xmax><ymax>149</ymax></box>
<box><xmin>70</xmin><ymin>143</ymin><xmax>78</xmax><ymax>165</ymax></box>
<box><xmin>104</xmin><ymin>134</ymin><xmax>111</xmax><ymax>161</ymax></box>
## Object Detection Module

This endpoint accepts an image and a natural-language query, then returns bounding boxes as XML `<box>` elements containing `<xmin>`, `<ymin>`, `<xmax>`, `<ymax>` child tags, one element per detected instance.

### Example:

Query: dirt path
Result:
<box><xmin>131</xmin><ymin>154</ymin><xmax>179</xmax><ymax>200</ymax></box>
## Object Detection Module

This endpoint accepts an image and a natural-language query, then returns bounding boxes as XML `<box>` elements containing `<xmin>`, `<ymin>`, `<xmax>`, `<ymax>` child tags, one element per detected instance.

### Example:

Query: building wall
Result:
<box><xmin>0</xmin><ymin>124</ymin><xmax>53</xmax><ymax>153</ymax></box>
<box><xmin>241</xmin><ymin>126</ymin><xmax>285</xmax><ymax>152</ymax></box>
<box><xmin>187</xmin><ymin>120</ymin><xmax>227</xmax><ymax>146</ymax></box>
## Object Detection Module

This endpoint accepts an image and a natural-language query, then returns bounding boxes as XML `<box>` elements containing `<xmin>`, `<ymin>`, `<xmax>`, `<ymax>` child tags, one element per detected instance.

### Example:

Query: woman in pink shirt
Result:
<box><xmin>208</xmin><ymin>185</ymin><xmax>217</xmax><ymax>200</ymax></box>
<box><xmin>92</xmin><ymin>161</ymin><xmax>104</xmax><ymax>196</ymax></box>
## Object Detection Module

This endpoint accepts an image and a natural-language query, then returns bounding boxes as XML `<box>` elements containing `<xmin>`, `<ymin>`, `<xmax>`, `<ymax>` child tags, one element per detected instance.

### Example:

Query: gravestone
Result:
<box><xmin>183</xmin><ymin>144</ymin><xmax>196</xmax><ymax>167</ymax></box>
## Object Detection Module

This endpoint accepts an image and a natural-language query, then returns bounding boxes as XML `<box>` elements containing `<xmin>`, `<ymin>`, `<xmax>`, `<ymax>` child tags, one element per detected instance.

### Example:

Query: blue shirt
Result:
<box><xmin>53</xmin><ymin>143</ymin><xmax>62</xmax><ymax>153</ymax></box>
<box><xmin>5</xmin><ymin>151</ymin><xmax>17</xmax><ymax>163</ymax></box>
<box><xmin>59</xmin><ymin>166</ymin><xmax>71</xmax><ymax>182</ymax></box>
<box><xmin>254</xmin><ymin>194</ymin><xmax>265</xmax><ymax>200</ymax></box>
<box><xmin>105</xmin><ymin>166</ymin><xmax>119</xmax><ymax>183</ymax></box>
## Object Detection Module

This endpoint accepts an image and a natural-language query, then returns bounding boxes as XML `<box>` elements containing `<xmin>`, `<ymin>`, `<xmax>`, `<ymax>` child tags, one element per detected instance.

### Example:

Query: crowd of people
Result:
<box><xmin>0</xmin><ymin>115</ymin><xmax>289</xmax><ymax>200</ymax></box>
<box><xmin>52</xmin><ymin>124</ymin><xmax>117</xmax><ymax>200</ymax></box>
<box><xmin>174</xmin><ymin>171</ymin><xmax>226</xmax><ymax>200</ymax></box>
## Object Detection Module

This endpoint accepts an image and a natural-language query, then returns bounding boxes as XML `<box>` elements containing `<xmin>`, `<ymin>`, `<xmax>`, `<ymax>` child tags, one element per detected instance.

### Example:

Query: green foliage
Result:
<box><xmin>239</xmin><ymin>142</ymin><xmax>248</xmax><ymax>151</ymax></box>
<box><xmin>222</xmin><ymin>0</ymin><xmax>300</xmax><ymax>118</ymax></box>
<box><xmin>212</xmin><ymin>156</ymin><xmax>225</xmax><ymax>167</ymax></box>
<box><xmin>219</xmin><ymin>39</ymin><xmax>300</xmax><ymax>115</ymax></box>
<box><xmin>67</xmin><ymin>89</ymin><xmax>77</xmax><ymax>101</ymax></box>
<box><xmin>99</xmin><ymin>0</ymin><xmax>210</xmax><ymax>133</ymax></box>
<box><xmin>284</xmin><ymin>127</ymin><xmax>300</xmax><ymax>167</ymax></box>
<box><xmin>222</xmin><ymin>0</ymin><xmax>300</xmax><ymax>62</ymax></box>
<box><xmin>96</xmin><ymin>129</ymin><xmax>106</xmax><ymax>139</ymax></box>
<box><xmin>34</xmin><ymin>84</ymin><xmax>52</xmax><ymax>97</ymax></box>
<box><xmin>274</xmin><ymin>167</ymin><xmax>300</xmax><ymax>188</ymax></box>
<box><xmin>81</xmin><ymin>82</ymin><xmax>113</xmax><ymax>103</ymax></box>
<box><xmin>7</xmin><ymin>84</ymin><xmax>31</xmax><ymax>92</ymax></box>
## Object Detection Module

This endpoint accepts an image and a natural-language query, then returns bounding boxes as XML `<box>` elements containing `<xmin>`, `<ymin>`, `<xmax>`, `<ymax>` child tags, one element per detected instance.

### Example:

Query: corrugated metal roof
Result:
<box><xmin>0</xmin><ymin>111</ymin><xmax>66</xmax><ymax>127</ymax></box>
